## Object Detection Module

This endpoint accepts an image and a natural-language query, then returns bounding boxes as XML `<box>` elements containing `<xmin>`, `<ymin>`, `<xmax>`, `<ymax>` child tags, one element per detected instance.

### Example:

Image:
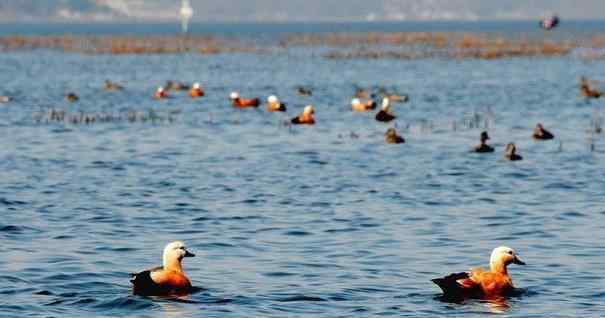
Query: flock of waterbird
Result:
<box><xmin>1</xmin><ymin>72</ymin><xmax>602</xmax><ymax>301</ymax></box>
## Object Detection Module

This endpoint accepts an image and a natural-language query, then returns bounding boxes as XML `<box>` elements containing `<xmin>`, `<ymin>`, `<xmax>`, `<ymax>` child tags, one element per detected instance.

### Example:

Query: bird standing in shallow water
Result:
<box><xmin>432</xmin><ymin>246</ymin><xmax>526</xmax><ymax>300</ymax></box>
<box><xmin>131</xmin><ymin>241</ymin><xmax>195</xmax><ymax>296</ymax></box>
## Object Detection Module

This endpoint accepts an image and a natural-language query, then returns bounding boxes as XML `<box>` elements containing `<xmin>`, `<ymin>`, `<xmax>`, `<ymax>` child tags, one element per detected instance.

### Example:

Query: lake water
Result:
<box><xmin>1</xmin><ymin>22</ymin><xmax>604</xmax><ymax>317</ymax></box>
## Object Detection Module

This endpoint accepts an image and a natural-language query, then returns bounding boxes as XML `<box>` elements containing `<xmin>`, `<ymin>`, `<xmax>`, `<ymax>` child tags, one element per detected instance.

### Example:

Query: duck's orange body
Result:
<box><xmin>155</xmin><ymin>91</ymin><xmax>168</xmax><ymax>99</ymax></box>
<box><xmin>189</xmin><ymin>89</ymin><xmax>205</xmax><ymax>98</ymax></box>
<box><xmin>233</xmin><ymin>98</ymin><xmax>260</xmax><ymax>108</ymax></box>
<box><xmin>291</xmin><ymin>106</ymin><xmax>315</xmax><ymax>125</ymax></box>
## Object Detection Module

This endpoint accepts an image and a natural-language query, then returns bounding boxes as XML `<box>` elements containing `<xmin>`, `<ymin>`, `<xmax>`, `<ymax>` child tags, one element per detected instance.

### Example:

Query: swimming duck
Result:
<box><xmin>297</xmin><ymin>86</ymin><xmax>313</xmax><ymax>96</ymax></box>
<box><xmin>378</xmin><ymin>87</ymin><xmax>409</xmax><ymax>103</ymax></box>
<box><xmin>385</xmin><ymin>128</ymin><xmax>405</xmax><ymax>144</ymax></box>
<box><xmin>432</xmin><ymin>246</ymin><xmax>525</xmax><ymax>300</ymax></box>
<box><xmin>230</xmin><ymin>92</ymin><xmax>260</xmax><ymax>108</ymax></box>
<box><xmin>0</xmin><ymin>96</ymin><xmax>11</xmax><ymax>103</ymax></box>
<box><xmin>66</xmin><ymin>93</ymin><xmax>79</xmax><ymax>103</ymax></box>
<box><xmin>165</xmin><ymin>80</ymin><xmax>189</xmax><ymax>91</ymax></box>
<box><xmin>291</xmin><ymin>105</ymin><xmax>315</xmax><ymax>125</ymax></box>
<box><xmin>131</xmin><ymin>241</ymin><xmax>195</xmax><ymax>296</ymax></box>
<box><xmin>475</xmin><ymin>131</ymin><xmax>495</xmax><ymax>153</ymax></box>
<box><xmin>189</xmin><ymin>82</ymin><xmax>205</xmax><ymax>98</ymax></box>
<box><xmin>267</xmin><ymin>95</ymin><xmax>287</xmax><ymax>112</ymax></box>
<box><xmin>375</xmin><ymin>98</ymin><xmax>396</xmax><ymax>122</ymax></box>
<box><xmin>104</xmin><ymin>80</ymin><xmax>124</xmax><ymax>91</ymax></box>
<box><xmin>532</xmin><ymin>123</ymin><xmax>554</xmax><ymax>140</ymax></box>
<box><xmin>154</xmin><ymin>86</ymin><xmax>168</xmax><ymax>99</ymax></box>
<box><xmin>504</xmin><ymin>143</ymin><xmax>523</xmax><ymax>161</ymax></box>
<box><xmin>580</xmin><ymin>77</ymin><xmax>602</xmax><ymax>99</ymax></box>
<box><xmin>351</xmin><ymin>98</ymin><xmax>377</xmax><ymax>112</ymax></box>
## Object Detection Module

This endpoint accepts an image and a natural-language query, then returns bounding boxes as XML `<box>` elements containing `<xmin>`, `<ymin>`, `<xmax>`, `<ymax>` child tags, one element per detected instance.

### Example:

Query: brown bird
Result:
<box><xmin>504</xmin><ymin>143</ymin><xmax>523</xmax><ymax>161</ymax></box>
<box><xmin>580</xmin><ymin>76</ymin><xmax>602</xmax><ymax>99</ymax></box>
<box><xmin>385</xmin><ymin>128</ymin><xmax>405</xmax><ymax>144</ymax></box>
<box><xmin>189</xmin><ymin>83</ymin><xmax>205</xmax><ymax>98</ymax></box>
<box><xmin>291</xmin><ymin>105</ymin><xmax>315</xmax><ymax>125</ymax></box>
<box><xmin>230</xmin><ymin>92</ymin><xmax>260</xmax><ymax>108</ymax></box>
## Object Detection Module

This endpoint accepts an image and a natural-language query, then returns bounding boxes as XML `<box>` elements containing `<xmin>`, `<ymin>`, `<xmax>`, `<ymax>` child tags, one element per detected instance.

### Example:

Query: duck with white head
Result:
<box><xmin>189</xmin><ymin>82</ymin><xmax>205</xmax><ymax>98</ymax></box>
<box><xmin>131</xmin><ymin>241</ymin><xmax>195</xmax><ymax>296</ymax></box>
<box><xmin>267</xmin><ymin>95</ymin><xmax>287</xmax><ymax>112</ymax></box>
<box><xmin>230</xmin><ymin>91</ymin><xmax>260</xmax><ymax>108</ymax></box>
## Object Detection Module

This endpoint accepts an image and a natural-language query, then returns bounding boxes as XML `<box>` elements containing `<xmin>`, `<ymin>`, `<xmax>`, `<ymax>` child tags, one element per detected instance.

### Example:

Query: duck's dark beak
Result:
<box><xmin>185</xmin><ymin>250</ymin><xmax>195</xmax><ymax>257</ymax></box>
<box><xmin>513</xmin><ymin>256</ymin><xmax>525</xmax><ymax>265</ymax></box>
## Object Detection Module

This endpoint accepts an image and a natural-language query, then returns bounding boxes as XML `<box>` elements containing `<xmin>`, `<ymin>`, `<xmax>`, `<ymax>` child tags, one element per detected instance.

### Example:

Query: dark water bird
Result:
<box><xmin>266</xmin><ymin>95</ymin><xmax>287</xmax><ymax>112</ymax></box>
<box><xmin>385</xmin><ymin>128</ymin><xmax>405</xmax><ymax>144</ymax></box>
<box><xmin>0</xmin><ymin>95</ymin><xmax>11</xmax><ymax>103</ymax></box>
<box><xmin>540</xmin><ymin>14</ymin><xmax>560</xmax><ymax>30</ymax></box>
<box><xmin>291</xmin><ymin>105</ymin><xmax>315</xmax><ymax>125</ymax></box>
<box><xmin>154</xmin><ymin>86</ymin><xmax>169</xmax><ymax>99</ymax></box>
<box><xmin>230</xmin><ymin>91</ymin><xmax>260</xmax><ymax>108</ymax></box>
<box><xmin>533</xmin><ymin>123</ymin><xmax>554</xmax><ymax>140</ymax></box>
<box><xmin>375</xmin><ymin>98</ymin><xmax>396</xmax><ymax>122</ymax></box>
<box><xmin>165</xmin><ymin>80</ymin><xmax>189</xmax><ymax>91</ymax></box>
<box><xmin>104</xmin><ymin>80</ymin><xmax>124</xmax><ymax>91</ymax></box>
<box><xmin>131</xmin><ymin>241</ymin><xmax>195</xmax><ymax>296</ymax></box>
<box><xmin>66</xmin><ymin>93</ymin><xmax>79</xmax><ymax>102</ymax></box>
<box><xmin>580</xmin><ymin>76</ymin><xmax>602</xmax><ymax>99</ymax></box>
<box><xmin>297</xmin><ymin>86</ymin><xmax>312</xmax><ymax>96</ymax></box>
<box><xmin>432</xmin><ymin>246</ymin><xmax>526</xmax><ymax>300</ymax></box>
<box><xmin>475</xmin><ymin>131</ymin><xmax>495</xmax><ymax>153</ymax></box>
<box><xmin>351</xmin><ymin>97</ymin><xmax>376</xmax><ymax>112</ymax></box>
<box><xmin>504</xmin><ymin>143</ymin><xmax>523</xmax><ymax>161</ymax></box>
<box><xmin>189</xmin><ymin>82</ymin><xmax>205</xmax><ymax>98</ymax></box>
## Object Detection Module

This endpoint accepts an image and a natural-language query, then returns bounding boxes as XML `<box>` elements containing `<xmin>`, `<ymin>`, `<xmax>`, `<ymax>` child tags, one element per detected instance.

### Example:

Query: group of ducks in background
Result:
<box><xmin>132</xmin><ymin>241</ymin><xmax>525</xmax><ymax>304</ymax></box>
<box><xmin>1</xmin><ymin>76</ymin><xmax>600</xmax><ymax>159</ymax></box>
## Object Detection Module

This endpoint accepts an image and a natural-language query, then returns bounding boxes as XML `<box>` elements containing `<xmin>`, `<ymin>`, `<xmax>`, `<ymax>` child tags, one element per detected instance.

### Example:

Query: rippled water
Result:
<box><xmin>1</xmin><ymin>22</ymin><xmax>605</xmax><ymax>317</ymax></box>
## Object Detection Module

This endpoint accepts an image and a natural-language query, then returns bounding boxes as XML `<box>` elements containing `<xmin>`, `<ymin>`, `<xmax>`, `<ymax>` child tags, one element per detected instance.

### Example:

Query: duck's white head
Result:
<box><xmin>304</xmin><ymin>105</ymin><xmax>315</xmax><ymax>115</ymax></box>
<box><xmin>163</xmin><ymin>241</ymin><xmax>195</xmax><ymax>270</ymax></box>
<box><xmin>268</xmin><ymin>95</ymin><xmax>279</xmax><ymax>103</ymax></box>
<box><xmin>381</xmin><ymin>97</ymin><xmax>390</xmax><ymax>110</ymax></box>
<box><xmin>490</xmin><ymin>246</ymin><xmax>525</xmax><ymax>271</ymax></box>
<box><xmin>230</xmin><ymin>92</ymin><xmax>240</xmax><ymax>100</ymax></box>
<box><xmin>351</xmin><ymin>98</ymin><xmax>361</xmax><ymax>106</ymax></box>
<box><xmin>157</xmin><ymin>86</ymin><xmax>165</xmax><ymax>93</ymax></box>
<box><xmin>193</xmin><ymin>82</ymin><xmax>201</xmax><ymax>89</ymax></box>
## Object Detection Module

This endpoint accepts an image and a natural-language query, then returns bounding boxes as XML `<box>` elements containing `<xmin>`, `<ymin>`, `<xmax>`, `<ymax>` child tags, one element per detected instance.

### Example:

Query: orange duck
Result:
<box><xmin>291</xmin><ymin>105</ymin><xmax>315</xmax><ymax>125</ymax></box>
<box><xmin>230</xmin><ymin>92</ymin><xmax>259</xmax><ymax>108</ymax></box>
<box><xmin>189</xmin><ymin>83</ymin><xmax>205</xmax><ymax>98</ymax></box>
<box><xmin>432</xmin><ymin>246</ymin><xmax>526</xmax><ymax>300</ymax></box>
<box><xmin>533</xmin><ymin>123</ymin><xmax>554</xmax><ymax>140</ymax></box>
<box><xmin>351</xmin><ymin>98</ymin><xmax>376</xmax><ymax>112</ymax></box>
<box><xmin>267</xmin><ymin>95</ymin><xmax>287</xmax><ymax>112</ymax></box>
<box><xmin>131</xmin><ymin>241</ymin><xmax>195</xmax><ymax>296</ymax></box>
<box><xmin>375</xmin><ymin>98</ymin><xmax>396</xmax><ymax>122</ymax></box>
<box><xmin>154</xmin><ymin>86</ymin><xmax>168</xmax><ymax>99</ymax></box>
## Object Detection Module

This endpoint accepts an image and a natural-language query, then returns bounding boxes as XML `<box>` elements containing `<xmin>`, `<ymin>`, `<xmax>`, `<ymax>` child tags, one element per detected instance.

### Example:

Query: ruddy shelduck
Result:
<box><xmin>385</xmin><ymin>128</ymin><xmax>405</xmax><ymax>144</ymax></box>
<box><xmin>189</xmin><ymin>82</ymin><xmax>205</xmax><ymax>98</ymax></box>
<box><xmin>351</xmin><ymin>98</ymin><xmax>376</xmax><ymax>112</ymax></box>
<box><xmin>580</xmin><ymin>77</ymin><xmax>602</xmax><ymax>99</ymax></box>
<box><xmin>432</xmin><ymin>246</ymin><xmax>526</xmax><ymax>299</ymax></box>
<box><xmin>104</xmin><ymin>80</ymin><xmax>124</xmax><ymax>91</ymax></box>
<box><xmin>131</xmin><ymin>241</ymin><xmax>195</xmax><ymax>296</ymax></box>
<box><xmin>230</xmin><ymin>92</ymin><xmax>260</xmax><ymax>108</ymax></box>
<box><xmin>267</xmin><ymin>95</ymin><xmax>287</xmax><ymax>112</ymax></box>
<box><xmin>154</xmin><ymin>86</ymin><xmax>168</xmax><ymax>99</ymax></box>
<box><xmin>291</xmin><ymin>105</ymin><xmax>315</xmax><ymax>125</ymax></box>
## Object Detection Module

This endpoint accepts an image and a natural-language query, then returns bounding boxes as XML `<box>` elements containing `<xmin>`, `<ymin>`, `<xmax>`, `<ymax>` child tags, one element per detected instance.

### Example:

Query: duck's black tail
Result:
<box><xmin>431</xmin><ymin>272</ymin><xmax>470</xmax><ymax>295</ymax></box>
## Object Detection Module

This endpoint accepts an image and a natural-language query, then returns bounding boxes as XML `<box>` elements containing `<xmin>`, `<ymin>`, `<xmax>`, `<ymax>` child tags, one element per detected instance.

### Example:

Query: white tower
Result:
<box><xmin>180</xmin><ymin>0</ymin><xmax>194</xmax><ymax>33</ymax></box>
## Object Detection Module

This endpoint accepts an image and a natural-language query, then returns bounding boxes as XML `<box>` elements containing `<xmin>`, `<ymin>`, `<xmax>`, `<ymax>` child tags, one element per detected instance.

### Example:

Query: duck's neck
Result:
<box><xmin>163</xmin><ymin>257</ymin><xmax>184</xmax><ymax>273</ymax></box>
<box><xmin>490</xmin><ymin>260</ymin><xmax>509</xmax><ymax>275</ymax></box>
